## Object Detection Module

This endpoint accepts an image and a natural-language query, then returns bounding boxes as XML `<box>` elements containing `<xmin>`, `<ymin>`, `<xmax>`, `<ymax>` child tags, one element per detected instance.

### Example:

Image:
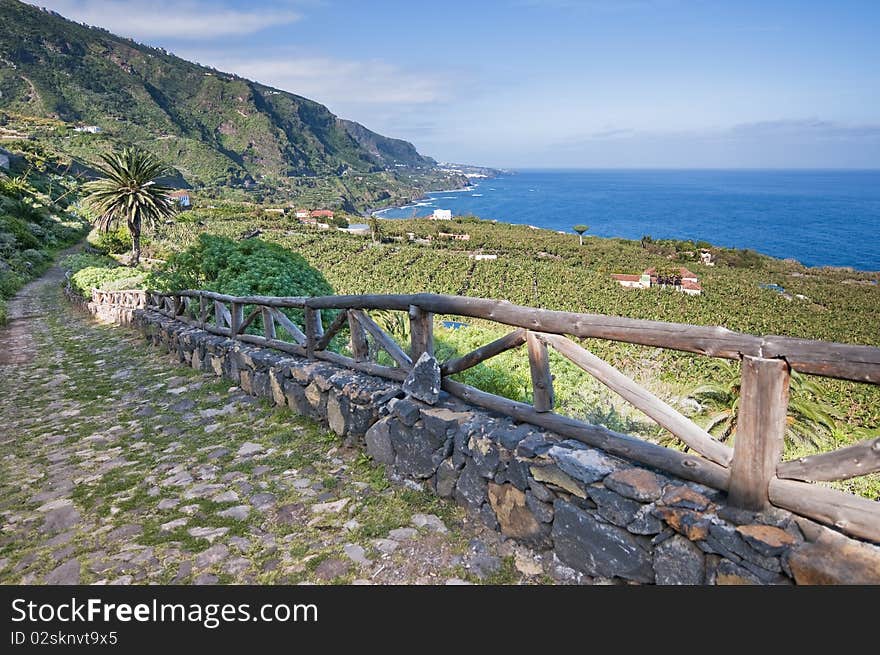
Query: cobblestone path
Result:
<box><xmin>0</xmin><ymin>264</ymin><xmax>558</xmax><ymax>585</ymax></box>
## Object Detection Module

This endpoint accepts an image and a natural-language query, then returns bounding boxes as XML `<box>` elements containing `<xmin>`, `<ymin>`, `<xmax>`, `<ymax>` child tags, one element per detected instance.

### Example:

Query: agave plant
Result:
<box><xmin>83</xmin><ymin>147</ymin><xmax>176</xmax><ymax>265</ymax></box>
<box><xmin>689</xmin><ymin>361</ymin><xmax>840</xmax><ymax>448</ymax></box>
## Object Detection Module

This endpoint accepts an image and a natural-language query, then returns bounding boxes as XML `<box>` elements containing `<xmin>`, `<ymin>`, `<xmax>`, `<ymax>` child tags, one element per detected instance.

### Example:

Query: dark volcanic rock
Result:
<box><xmin>390</xmin><ymin>421</ymin><xmax>447</xmax><ymax>478</ymax></box>
<box><xmin>588</xmin><ymin>487</ymin><xmax>643</xmax><ymax>527</ymax></box>
<box><xmin>548</xmin><ymin>445</ymin><xmax>619</xmax><ymax>484</ymax></box>
<box><xmin>454</xmin><ymin>459</ymin><xmax>487</xmax><ymax>511</ymax></box>
<box><xmin>392</xmin><ymin>398</ymin><xmax>422</xmax><ymax>427</ymax></box>
<box><xmin>653</xmin><ymin>535</ymin><xmax>705</xmax><ymax>585</ymax></box>
<box><xmin>434</xmin><ymin>458</ymin><xmax>460</xmax><ymax>498</ymax></box>
<box><xmin>402</xmin><ymin>353</ymin><xmax>441</xmax><ymax>404</ymax></box>
<box><xmin>551</xmin><ymin>500</ymin><xmax>654</xmax><ymax>583</ymax></box>
<box><xmin>365</xmin><ymin>419</ymin><xmax>394</xmax><ymax>465</ymax></box>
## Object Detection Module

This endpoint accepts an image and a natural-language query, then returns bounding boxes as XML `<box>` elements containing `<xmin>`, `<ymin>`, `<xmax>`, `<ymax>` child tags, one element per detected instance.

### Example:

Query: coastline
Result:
<box><xmin>366</xmin><ymin>169</ymin><xmax>880</xmax><ymax>273</ymax></box>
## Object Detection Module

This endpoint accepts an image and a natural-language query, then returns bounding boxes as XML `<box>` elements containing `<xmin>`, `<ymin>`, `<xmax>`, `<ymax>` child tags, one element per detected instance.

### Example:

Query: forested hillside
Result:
<box><xmin>0</xmin><ymin>0</ymin><xmax>464</xmax><ymax>207</ymax></box>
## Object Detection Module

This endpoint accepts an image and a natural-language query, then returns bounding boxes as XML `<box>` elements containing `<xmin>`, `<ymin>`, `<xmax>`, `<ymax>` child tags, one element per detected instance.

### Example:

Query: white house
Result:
<box><xmin>432</xmin><ymin>209</ymin><xmax>452</xmax><ymax>220</ymax></box>
<box><xmin>295</xmin><ymin>209</ymin><xmax>309</xmax><ymax>219</ymax></box>
<box><xmin>168</xmin><ymin>190</ymin><xmax>191</xmax><ymax>207</ymax></box>
<box><xmin>74</xmin><ymin>125</ymin><xmax>102</xmax><ymax>134</ymax></box>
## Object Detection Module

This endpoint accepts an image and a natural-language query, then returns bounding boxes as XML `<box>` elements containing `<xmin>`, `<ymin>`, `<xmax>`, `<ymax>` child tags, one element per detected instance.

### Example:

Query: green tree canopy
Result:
<box><xmin>573</xmin><ymin>224</ymin><xmax>589</xmax><ymax>245</ymax></box>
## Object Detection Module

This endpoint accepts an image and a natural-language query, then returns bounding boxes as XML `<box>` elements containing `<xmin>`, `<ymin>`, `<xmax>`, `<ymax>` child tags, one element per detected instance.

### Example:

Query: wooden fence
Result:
<box><xmin>131</xmin><ymin>289</ymin><xmax>880</xmax><ymax>543</ymax></box>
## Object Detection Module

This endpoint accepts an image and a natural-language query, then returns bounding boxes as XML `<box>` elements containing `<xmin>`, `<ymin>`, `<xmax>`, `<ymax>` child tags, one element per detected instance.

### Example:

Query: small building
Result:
<box><xmin>611</xmin><ymin>273</ymin><xmax>649</xmax><ymax>289</ymax></box>
<box><xmin>438</xmin><ymin>232</ymin><xmax>471</xmax><ymax>241</ymax></box>
<box><xmin>310</xmin><ymin>209</ymin><xmax>334</xmax><ymax>219</ymax></box>
<box><xmin>167</xmin><ymin>190</ymin><xmax>191</xmax><ymax>207</ymax></box>
<box><xmin>432</xmin><ymin>209</ymin><xmax>452</xmax><ymax>220</ymax></box>
<box><xmin>612</xmin><ymin>267</ymin><xmax>702</xmax><ymax>295</ymax></box>
<box><xmin>699</xmin><ymin>249</ymin><xmax>715</xmax><ymax>266</ymax></box>
<box><xmin>470</xmin><ymin>253</ymin><xmax>498</xmax><ymax>261</ymax></box>
<box><xmin>295</xmin><ymin>209</ymin><xmax>309</xmax><ymax>219</ymax></box>
<box><xmin>681</xmin><ymin>280</ymin><xmax>703</xmax><ymax>296</ymax></box>
<box><xmin>74</xmin><ymin>125</ymin><xmax>102</xmax><ymax>134</ymax></box>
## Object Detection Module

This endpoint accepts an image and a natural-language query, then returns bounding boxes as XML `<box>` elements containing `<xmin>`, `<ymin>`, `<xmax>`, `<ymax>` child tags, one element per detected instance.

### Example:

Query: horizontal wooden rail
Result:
<box><xmin>136</xmin><ymin>289</ymin><xmax>880</xmax><ymax>543</ymax></box>
<box><xmin>777</xmin><ymin>436</ymin><xmax>880</xmax><ymax>482</ymax></box>
<box><xmin>148</xmin><ymin>291</ymin><xmax>880</xmax><ymax>384</ymax></box>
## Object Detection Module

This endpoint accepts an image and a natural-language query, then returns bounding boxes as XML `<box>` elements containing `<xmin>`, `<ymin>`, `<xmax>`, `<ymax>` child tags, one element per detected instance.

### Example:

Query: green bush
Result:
<box><xmin>88</xmin><ymin>226</ymin><xmax>134</xmax><ymax>254</ymax></box>
<box><xmin>68</xmin><ymin>265</ymin><xmax>146</xmax><ymax>299</ymax></box>
<box><xmin>0</xmin><ymin>270</ymin><xmax>24</xmax><ymax>298</ymax></box>
<box><xmin>146</xmin><ymin>234</ymin><xmax>335</xmax><ymax>331</ymax></box>
<box><xmin>60</xmin><ymin>252</ymin><xmax>118</xmax><ymax>274</ymax></box>
<box><xmin>147</xmin><ymin>234</ymin><xmax>333</xmax><ymax>300</ymax></box>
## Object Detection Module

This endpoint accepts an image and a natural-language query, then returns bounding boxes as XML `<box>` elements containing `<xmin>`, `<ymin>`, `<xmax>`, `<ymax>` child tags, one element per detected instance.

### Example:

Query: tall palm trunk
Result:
<box><xmin>129</xmin><ymin>217</ymin><xmax>141</xmax><ymax>266</ymax></box>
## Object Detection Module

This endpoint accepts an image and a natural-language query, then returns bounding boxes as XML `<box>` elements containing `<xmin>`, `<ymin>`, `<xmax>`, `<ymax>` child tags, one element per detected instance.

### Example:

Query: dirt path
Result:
<box><xmin>0</xmin><ymin>264</ymin><xmax>563</xmax><ymax>585</ymax></box>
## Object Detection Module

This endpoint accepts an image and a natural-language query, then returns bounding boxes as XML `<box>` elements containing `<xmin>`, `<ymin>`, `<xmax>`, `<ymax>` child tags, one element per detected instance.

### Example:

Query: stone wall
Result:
<box><xmin>84</xmin><ymin>301</ymin><xmax>880</xmax><ymax>584</ymax></box>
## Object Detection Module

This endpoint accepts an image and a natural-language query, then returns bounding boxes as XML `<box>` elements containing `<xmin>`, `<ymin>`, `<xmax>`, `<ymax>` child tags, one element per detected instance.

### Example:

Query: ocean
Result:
<box><xmin>375</xmin><ymin>169</ymin><xmax>880</xmax><ymax>271</ymax></box>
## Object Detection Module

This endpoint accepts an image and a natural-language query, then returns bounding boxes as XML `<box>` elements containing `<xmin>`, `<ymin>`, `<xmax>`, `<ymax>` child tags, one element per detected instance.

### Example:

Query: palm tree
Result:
<box><xmin>573</xmin><ymin>224</ymin><xmax>589</xmax><ymax>246</ymax></box>
<box><xmin>688</xmin><ymin>361</ymin><xmax>839</xmax><ymax>448</ymax></box>
<box><xmin>83</xmin><ymin>147</ymin><xmax>176</xmax><ymax>265</ymax></box>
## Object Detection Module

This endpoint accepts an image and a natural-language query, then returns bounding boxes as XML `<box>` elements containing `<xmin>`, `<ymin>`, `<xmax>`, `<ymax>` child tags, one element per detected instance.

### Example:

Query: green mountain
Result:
<box><xmin>0</xmin><ymin>0</ymin><xmax>459</xmax><ymax>206</ymax></box>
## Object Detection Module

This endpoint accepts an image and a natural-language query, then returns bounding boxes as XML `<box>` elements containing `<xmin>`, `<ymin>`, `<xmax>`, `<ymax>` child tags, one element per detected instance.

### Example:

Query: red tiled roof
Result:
<box><xmin>611</xmin><ymin>274</ymin><xmax>642</xmax><ymax>282</ymax></box>
<box><xmin>310</xmin><ymin>209</ymin><xmax>334</xmax><ymax>217</ymax></box>
<box><xmin>682</xmin><ymin>280</ymin><xmax>702</xmax><ymax>290</ymax></box>
<box><xmin>168</xmin><ymin>190</ymin><xmax>189</xmax><ymax>197</ymax></box>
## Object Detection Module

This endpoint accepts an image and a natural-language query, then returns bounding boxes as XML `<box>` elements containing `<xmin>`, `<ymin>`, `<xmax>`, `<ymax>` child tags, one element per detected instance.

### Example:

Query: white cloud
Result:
<box><xmin>31</xmin><ymin>0</ymin><xmax>301</xmax><ymax>39</ymax></box>
<box><xmin>179</xmin><ymin>53</ymin><xmax>447</xmax><ymax>106</ymax></box>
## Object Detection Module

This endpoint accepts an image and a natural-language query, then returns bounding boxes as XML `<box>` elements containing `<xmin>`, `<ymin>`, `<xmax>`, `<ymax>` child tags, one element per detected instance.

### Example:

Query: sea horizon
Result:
<box><xmin>376</xmin><ymin>168</ymin><xmax>880</xmax><ymax>273</ymax></box>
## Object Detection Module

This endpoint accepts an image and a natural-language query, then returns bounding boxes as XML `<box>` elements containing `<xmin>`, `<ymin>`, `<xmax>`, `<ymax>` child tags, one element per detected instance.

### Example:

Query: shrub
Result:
<box><xmin>0</xmin><ymin>270</ymin><xmax>24</xmax><ymax>298</ymax></box>
<box><xmin>88</xmin><ymin>226</ymin><xmax>133</xmax><ymax>254</ymax></box>
<box><xmin>68</xmin><ymin>266</ymin><xmax>146</xmax><ymax>299</ymax></box>
<box><xmin>147</xmin><ymin>234</ymin><xmax>333</xmax><ymax>300</ymax></box>
<box><xmin>60</xmin><ymin>252</ymin><xmax>118</xmax><ymax>274</ymax></box>
<box><xmin>146</xmin><ymin>234</ymin><xmax>335</xmax><ymax>331</ymax></box>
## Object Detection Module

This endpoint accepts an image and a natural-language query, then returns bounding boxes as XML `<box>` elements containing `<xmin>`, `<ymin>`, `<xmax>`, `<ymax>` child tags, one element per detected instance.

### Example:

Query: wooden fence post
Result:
<box><xmin>230</xmin><ymin>302</ymin><xmax>243</xmax><ymax>336</ymax></box>
<box><xmin>305</xmin><ymin>307</ymin><xmax>322</xmax><ymax>358</ymax></box>
<box><xmin>728</xmin><ymin>355</ymin><xmax>790</xmax><ymax>511</ymax></box>
<box><xmin>261</xmin><ymin>306</ymin><xmax>275</xmax><ymax>341</ymax></box>
<box><xmin>409</xmin><ymin>305</ymin><xmax>434</xmax><ymax>360</ymax></box>
<box><xmin>348</xmin><ymin>310</ymin><xmax>369</xmax><ymax>362</ymax></box>
<box><xmin>199</xmin><ymin>294</ymin><xmax>207</xmax><ymax>326</ymax></box>
<box><xmin>526</xmin><ymin>330</ymin><xmax>554</xmax><ymax>412</ymax></box>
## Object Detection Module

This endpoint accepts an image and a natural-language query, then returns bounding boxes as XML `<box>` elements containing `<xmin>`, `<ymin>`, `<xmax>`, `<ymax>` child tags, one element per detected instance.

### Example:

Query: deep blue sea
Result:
<box><xmin>375</xmin><ymin>169</ymin><xmax>880</xmax><ymax>271</ymax></box>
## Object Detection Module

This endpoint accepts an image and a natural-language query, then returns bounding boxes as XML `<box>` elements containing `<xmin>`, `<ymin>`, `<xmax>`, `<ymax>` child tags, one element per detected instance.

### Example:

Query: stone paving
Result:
<box><xmin>0</xmin><ymin>264</ymin><xmax>562</xmax><ymax>585</ymax></box>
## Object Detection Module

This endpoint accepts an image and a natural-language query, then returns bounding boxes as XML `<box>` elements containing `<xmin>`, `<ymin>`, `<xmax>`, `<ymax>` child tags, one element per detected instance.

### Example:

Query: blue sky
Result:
<box><xmin>32</xmin><ymin>0</ymin><xmax>880</xmax><ymax>168</ymax></box>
